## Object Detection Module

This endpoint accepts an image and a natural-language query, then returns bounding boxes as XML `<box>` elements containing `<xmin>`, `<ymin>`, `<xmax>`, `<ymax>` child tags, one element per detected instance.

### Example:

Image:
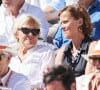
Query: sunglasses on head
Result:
<box><xmin>18</xmin><ymin>28</ymin><xmax>40</xmax><ymax>36</ymax></box>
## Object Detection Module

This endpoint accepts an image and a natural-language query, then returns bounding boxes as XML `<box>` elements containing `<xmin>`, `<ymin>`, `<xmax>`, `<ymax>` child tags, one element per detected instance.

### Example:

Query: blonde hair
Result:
<box><xmin>13</xmin><ymin>14</ymin><xmax>40</xmax><ymax>41</ymax></box>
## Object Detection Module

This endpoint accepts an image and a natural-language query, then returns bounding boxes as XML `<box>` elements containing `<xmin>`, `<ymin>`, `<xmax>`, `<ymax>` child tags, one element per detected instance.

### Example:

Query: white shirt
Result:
<box><xmin>1</xmin><ymin>69</ymin><xmax>31</xmax><ymax>90</ymax></box>
<box><xmin>0</xmin><ymin>2</ymin><xmax>49</xmax><ymax>45</ymax></box>
<box><xmin>25</xmin><ymin>0</ymin><xmax>53</xmax><ymax>10</ymax></box>
<box><xmin>9</xmin><ymin>45</ymin><xmax>55</xmax><ymax>88</ymax></box>
<box><xmin>76</xmin><ymin>74</ymin><xmax>94</xmax><ymax>90</ymax></box>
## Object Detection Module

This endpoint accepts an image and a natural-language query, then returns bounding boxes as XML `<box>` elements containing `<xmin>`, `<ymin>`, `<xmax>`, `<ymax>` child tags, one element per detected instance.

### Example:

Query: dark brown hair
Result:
<box><xmin>43</xmin><ymin>65</ymin><xmax>75</xmax><ymax>90</ymax></box>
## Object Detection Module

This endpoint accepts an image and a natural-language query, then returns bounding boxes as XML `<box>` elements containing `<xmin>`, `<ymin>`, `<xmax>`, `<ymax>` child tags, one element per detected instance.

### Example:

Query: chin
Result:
<box><xmin>65</xmin><ymin>36</ymin><xmax>71</xmax><ymax>39</ymax></box>
<box><xmin>29</xmin><ymin>44</ymin><xmax>36</xmax><ymax>48</ymax></box>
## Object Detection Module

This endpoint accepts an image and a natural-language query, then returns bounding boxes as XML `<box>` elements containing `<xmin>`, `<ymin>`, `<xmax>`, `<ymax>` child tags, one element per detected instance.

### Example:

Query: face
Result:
<box><xmin>44</xmin><ymin>6</ymin><xmax>58</xmax><ymax>21</ymax></box>
<box><xmin>89</xmin><ymin>55</ymin><xmax>100</xmax><ymax>71</ymax></box>
<box><xmin>60</xmin><ymin>11</ymin><xmax>82</xmax><ymax>39</ymax></box>
<box><xmin>0</xmin><ymin>52</ymin><xmax>9</xmax><ymax>78</ymax></box>
<box><xmin>17</xmin><ymin>23</ymin><xmax>39</xmax><ymax>50</ymax></box>
<box><xmin>46</xmin><ymin>80</ymin><xmax>65</xmax><ymax>90</ymax></box>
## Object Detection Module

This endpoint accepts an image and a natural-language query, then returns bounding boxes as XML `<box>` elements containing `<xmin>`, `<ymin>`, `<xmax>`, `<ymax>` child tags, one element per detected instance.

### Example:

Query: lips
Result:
<box><xmin>63</xmin><ymin>28</ymin><xmax>69</xmax><ymax>32</ymax></box>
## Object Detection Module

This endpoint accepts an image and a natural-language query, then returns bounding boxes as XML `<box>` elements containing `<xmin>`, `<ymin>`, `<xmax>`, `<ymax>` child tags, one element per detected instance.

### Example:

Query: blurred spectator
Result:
<box><xmin>85</xmin><ymin>40</ymin><xmax>98</xmax><ymax>74</ymax></box>
<box><xmin>0</xmin><ymin>0</ymin><xmax>49</xmax><ymax>46</ymax></box>
<box><xmin>44</xmin><ymin>0</ymin><xmax>76</xmax><ymax>21</ymax></box>
<box><xmin>9</xmin><ymin>14</ymin><xmax>55</xmax><ymax>89</ymax></box>
<box><xmin>55</xmin><ymin>5</ymin><xmax>93</xmax><ymax>77</ymax></box>
<box><xmin>43</xmin><ymin>65</ymin><xmax>76</xmax><ymax>90</ymax></box>
<box><xmin>0</xmin><ymin>35</ymin><xmax>31</xmax><ymax>90</ymax></box>
<box><xmin>76</xmin><ymin>40</ymin><xmax>100</xmax><ymax>90</ymax></box>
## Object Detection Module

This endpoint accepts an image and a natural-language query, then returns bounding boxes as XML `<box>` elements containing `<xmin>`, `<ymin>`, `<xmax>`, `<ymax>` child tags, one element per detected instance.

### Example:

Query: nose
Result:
<box><xmin>28</xmin><ymin>32</ymin><xmax>33</xmax><ymax>36</ymax></box>
<box><xmin>61</xmin><ymin>23</ymin><xmax>65</xmax><ymax>30</ymax></box>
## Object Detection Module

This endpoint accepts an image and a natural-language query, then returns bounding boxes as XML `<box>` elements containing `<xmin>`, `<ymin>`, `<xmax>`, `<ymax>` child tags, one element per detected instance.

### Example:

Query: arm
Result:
<box><xmin>55</xmin><ymin>45</ymin><xmax>66</xmax><ymax>66</ymax></box>
<box><xmin>43</xmin><ymin>0</ymin><xmax>65</xmax><ymax>21</ymax></box>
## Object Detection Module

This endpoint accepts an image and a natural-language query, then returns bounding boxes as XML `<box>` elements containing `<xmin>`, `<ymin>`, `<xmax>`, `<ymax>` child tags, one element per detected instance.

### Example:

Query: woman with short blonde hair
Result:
<box><xmin>10</xmin><ymin>14</ymin><xmax>55</xmax><ymax>89</ymax></box>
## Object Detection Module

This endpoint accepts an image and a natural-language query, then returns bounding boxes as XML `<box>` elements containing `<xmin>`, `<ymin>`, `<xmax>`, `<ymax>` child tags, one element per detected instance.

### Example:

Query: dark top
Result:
<box><xmin>62</xmin><ymin>36</ymin><xmax>92</xmax><ymax>77</ymax></box>
<box><xmin>0</xmin><ymin>1</ymin><xmax>2</xmax><ymax>6</ymax></box>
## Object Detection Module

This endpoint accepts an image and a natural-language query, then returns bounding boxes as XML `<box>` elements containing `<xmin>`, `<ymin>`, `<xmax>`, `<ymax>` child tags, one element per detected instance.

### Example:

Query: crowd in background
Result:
<box><xmin>0</xmin><ymin>0</ymin><xmax>100</xmax><ymax>90</ymax></box>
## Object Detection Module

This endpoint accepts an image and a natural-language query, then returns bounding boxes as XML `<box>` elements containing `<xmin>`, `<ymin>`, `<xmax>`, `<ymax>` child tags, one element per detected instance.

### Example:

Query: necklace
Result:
<box><xmin>69</xmin><ymin>42</ymin><xmax>83</xmax><ymax>70</ymax></box>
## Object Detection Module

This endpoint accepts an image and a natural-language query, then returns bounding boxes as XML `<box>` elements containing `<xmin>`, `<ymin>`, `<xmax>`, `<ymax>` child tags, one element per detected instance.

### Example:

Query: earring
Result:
<box><xmin>78</xmin><ymin>27</ymin><xmax>83</xmax><ymax>32</ymax></box>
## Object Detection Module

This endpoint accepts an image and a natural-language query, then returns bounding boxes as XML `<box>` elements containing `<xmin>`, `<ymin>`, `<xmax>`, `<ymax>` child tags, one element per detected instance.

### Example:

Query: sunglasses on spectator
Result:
<box><xmin>0</xmin><ymin>54</ymin><xmax>5</xmax><ymax>60</ymax></box>
<box><xmin>18</xmin><ymin>28</ymin><xmax>40</xmax><ymax>36</ymax></box>
<box><xmin>89</xmin><ymin>57</ymin><xmax>100</xmax><ymax>60</ymax></box>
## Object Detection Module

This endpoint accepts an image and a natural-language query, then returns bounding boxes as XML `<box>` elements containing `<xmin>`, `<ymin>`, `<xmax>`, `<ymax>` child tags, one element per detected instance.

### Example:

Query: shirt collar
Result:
<box><xmin>0</xmin><ymin>4</ymin><xmax>7</xmax><ymax>15</ymax></box>
<box><xmin>27</xmin><ymin>44</ymin><xmax>37</xmax><ymax>55</ymax></box>
<box><xmin>1</xmin><ymin>69</ymin><xmax>11</xmax><ymax>86</ymax></box>
<box><xmin>19</xmin><ymin>2</ymin><xmax>28</xmax><ymax>14</ymax></box>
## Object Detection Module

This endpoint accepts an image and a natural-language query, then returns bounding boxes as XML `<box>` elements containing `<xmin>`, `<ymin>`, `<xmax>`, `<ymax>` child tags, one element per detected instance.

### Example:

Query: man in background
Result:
<box><xmin>76</xmin><ymin>40</ymin><xmax>100</xmax><ymax>90</ymax></box>
<box><xmin>0</xmin><ymin>35</ymin><xmax>31</xmax><ymax>90</ymax></box>
<box><xmin>43</xmin><ymin>65</ymin><xmax>76</xmax><ymax>90</ymax></box>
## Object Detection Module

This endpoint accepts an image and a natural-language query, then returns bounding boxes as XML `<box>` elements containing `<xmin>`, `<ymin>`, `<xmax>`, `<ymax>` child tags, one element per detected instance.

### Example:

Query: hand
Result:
<box><xmin>43</xmin><ymin>67</ymin><xmax>50</xmax><ymax>75</ymax></box>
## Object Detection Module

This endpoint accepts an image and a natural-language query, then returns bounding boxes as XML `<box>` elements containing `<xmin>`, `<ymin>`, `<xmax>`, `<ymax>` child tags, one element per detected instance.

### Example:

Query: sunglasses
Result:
<box><xmin>18</xmin><ymin>28</ymin><xmax>40</xmax><ymax>36</ymax></box>
<box><xmin>0</xmin><ymin>54</ymin><xmax>5</xmax><ymax>60</ymax></box>
<box><xmin>89</xmin><ymin>57</ymin><xmax>100</xmax><ymax>60</ymax></box>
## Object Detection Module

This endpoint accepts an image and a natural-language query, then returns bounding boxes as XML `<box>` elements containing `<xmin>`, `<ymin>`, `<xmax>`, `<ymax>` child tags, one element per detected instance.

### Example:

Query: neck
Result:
<box><xmin>1</xmin><ymin>68</ymin><xmax>9</xmax><ymax>78</ymax></box>
<box><xmin>19</xmin><ymin>47</ymin><xmax>28</xmax><ymax>56</ymax></box>
<box><xmin>18</xmin><ymin>46</ymin><xmax>30</xmax><ymax>62</ymax></box>
<box><xmin>6</xmin><ymin>1</ymin><xmax>24</xmax><ymax>17</ymax></box>
<box><xmin>72</xmin><ymin>34</ymin><xmax>84</xmax><ymax>51</ymax></box>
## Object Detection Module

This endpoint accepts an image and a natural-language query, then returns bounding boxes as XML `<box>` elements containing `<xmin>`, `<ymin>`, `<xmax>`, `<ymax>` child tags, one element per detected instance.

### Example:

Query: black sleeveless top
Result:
<box><xmin>62</xmin><ymin>36</ymin><xmax>92</xmax><ymax>77</ymax></box>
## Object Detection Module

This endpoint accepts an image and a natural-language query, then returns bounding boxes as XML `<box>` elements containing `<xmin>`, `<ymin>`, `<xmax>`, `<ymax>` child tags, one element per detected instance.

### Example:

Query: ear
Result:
<box><xmin>78</xmin><ymin>18</ymin><xmax>83</xmax><ymax>26</ymax></box>
<box><xmin>70</xmin><ymin>82</ymin><xmax>76</xmax><ymax>90</ymax></box>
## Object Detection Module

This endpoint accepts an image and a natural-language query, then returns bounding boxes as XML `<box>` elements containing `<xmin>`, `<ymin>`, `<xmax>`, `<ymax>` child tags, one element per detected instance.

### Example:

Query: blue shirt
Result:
<box><xmin>51</xmin><ymin>23</ymin><xmax>71</xmax><ymax>48</ymax></box>
<box><xmin>51</xmin><ymin>0</ymin><xmax>100</xmax><ymax>48</ymax></box>
<box><xmin>49</xmin><ymin>0</ymin><xmax>66</xmax><ymax>12</ymax></box>
<box><xmin>88</xmin><ymin>0</ymin><xmax>100</xmax><ymax>39</ymax></box>
<box><xmin>49</xmin><ymin>0</ymin><xmax>76</xmax><ymax>12</ymax></box>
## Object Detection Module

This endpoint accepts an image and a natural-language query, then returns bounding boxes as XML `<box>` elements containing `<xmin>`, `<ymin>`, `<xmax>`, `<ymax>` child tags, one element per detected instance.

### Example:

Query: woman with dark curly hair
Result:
<box><xmin>55</xmin><ymin>4</ymin><xmax>93</xmax><ymax>77</ymax></box>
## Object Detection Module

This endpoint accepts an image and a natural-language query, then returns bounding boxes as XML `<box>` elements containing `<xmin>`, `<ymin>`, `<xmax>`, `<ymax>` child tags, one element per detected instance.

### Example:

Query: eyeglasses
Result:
<box><xmin>89</xmin><ymin>57</ymin><xmax>100</xmax><ymax>65</ymax></box>
<box><xmin>18</xmin><ymin>28</ymin><xmax>40</xmax><ymax>36</ymax></box>
<box><xmin>0</xmin><ymin>54</ymin><xmax>5</xmax><ymax>60</ymax></box>
<box><xmin>89</xmin><ymin>57</ymin><xmax>100</xmax><ymax>61</ymax></box>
